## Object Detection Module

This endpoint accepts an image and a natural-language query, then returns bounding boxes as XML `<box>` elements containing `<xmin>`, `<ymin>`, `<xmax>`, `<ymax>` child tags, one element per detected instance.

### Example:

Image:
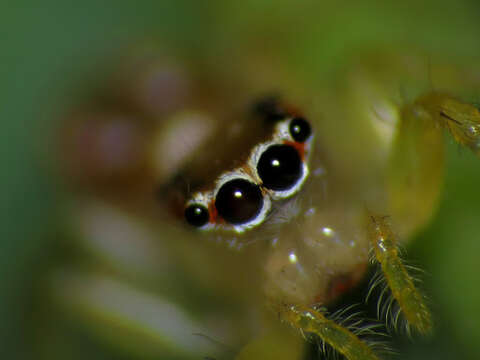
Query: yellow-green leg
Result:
<box><xmin>415</xmin><ymin>92</ymin><xmax>480</xmax><ymax>155</ymax></box>
<box><xmin>368</xmin><ymin>214</ymin><xmax>433</xmax><ymax>336</ymax></box>
<box><xmin>279</xmin><ymin>304</ymin><xmax>381</xmax><ymax>360</ymax></box>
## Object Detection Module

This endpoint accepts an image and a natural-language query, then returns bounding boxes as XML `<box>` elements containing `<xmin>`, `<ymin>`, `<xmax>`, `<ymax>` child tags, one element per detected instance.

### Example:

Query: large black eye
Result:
<box><xmin>185</xmin><ymin>204</ymin><xmax>209</xmax><ymax>227</ymax></box>
<box><xmin>215</xmin><ymin>179</ymin><xmax>263</xmax><ymax>225</ymax></box>
<box><xmin>289</xmin><ymin>117</ymin><xmax>311</xmax><ymax>142</ymax></box>
<box><xmin>257</xmin><ymin>144</ymin><xmax>303</xmax><ymax>191</ymax></box>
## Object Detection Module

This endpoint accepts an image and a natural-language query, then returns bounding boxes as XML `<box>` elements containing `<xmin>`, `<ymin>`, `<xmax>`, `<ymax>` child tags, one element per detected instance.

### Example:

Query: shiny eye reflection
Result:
<box><xmin>215</xmin><ymin>178</ymin><xmax>264</xmax><ymax>225</ymax></box>
<box><xmin>182</xmin><ymin>102</ymin><xmax>314</xmax><ymax>232</ymax></box>
<box><xmin>185</xmin><ymin>204</ymin><xmax>209</xmax><ymax>227</ymax></box>
<box><xmin>289</xmin><ymin>117</ymin><xmax>311</xmax><ymax>142</ymax></box>
<box><xmin>257</xmin><ymin>144</ymin><xmax>303</xmax><ymax>191</ymax></box>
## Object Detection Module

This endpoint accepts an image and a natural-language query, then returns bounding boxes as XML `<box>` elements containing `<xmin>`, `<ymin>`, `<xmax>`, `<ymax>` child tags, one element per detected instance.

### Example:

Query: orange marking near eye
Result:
<box><xmin>284</xmin><ymin>103</ymin><xmax>302</xmax><ymax>118</ymax></box>
<box><xmin>208</xmin><ymin>199</ymin><xmax>225</xmax><ymax>225</ymax></box>
<box><xmin>284</xmin><ymin>140</ymin><xmax>306</xmax><ymax>161</ymax></box>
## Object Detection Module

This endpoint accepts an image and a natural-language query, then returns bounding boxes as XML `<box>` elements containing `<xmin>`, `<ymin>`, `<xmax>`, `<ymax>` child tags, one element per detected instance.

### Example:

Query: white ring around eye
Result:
<box><xmin>185</xmin><ymin>191</ymin><xmax>215</xmax><ymax>231</ymax></box>
<box><xmin>267</xmin><ymin>161</ymin><xmax>309</xmax><ymax>201</ymax></box>
<box><xmin>273</xmin><ymin>117</ymin><xmax>294</xmax><ymax>141</ymax></box>
<box><xmin>250</xmin><ymin>145</ymin><xmax>310</xmax><ymax>200</ymax></box>
<box><xmin>213</xmin><ymin>169</ymin><xmax>272</xmax><ymax>233</ymax></box>
<box><xmin>245</xmin><ymin>118</ymin><xmax>297</xmax><ymax>184</ymax></box>
<box><xmin>184</xmin><ymin>117</ymin><xmax>314</xmax><ymax>233</ymax></box>
<box><xmin>276</xmin><ymin>117</ymin><xmax>314</xmax><ymax>157</ymax></box>
<box><xmin>247</xmin><ymin>118</ymin><xmax>313</xmax><ymax>201</ymax></box>
<box><xmin>278</xmin><ymin>116</ymin><xmax>314</xmax><ymax>149</ymax></box>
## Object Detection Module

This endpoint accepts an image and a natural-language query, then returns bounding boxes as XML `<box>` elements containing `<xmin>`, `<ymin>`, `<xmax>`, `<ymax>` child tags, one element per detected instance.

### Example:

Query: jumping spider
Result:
<box><xmin>61</xmin><ymin>52</ymin><xmax>480</xmax><ymax>360</ymax></box>
<box><xmin>164</xmin><ymin>90</ymin><xmax>480</xmax><ymax>360</ymax></box>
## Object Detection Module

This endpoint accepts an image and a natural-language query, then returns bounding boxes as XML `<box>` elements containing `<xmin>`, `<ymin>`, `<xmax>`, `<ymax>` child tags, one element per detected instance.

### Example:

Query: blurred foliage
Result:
<box><xmin>2</xmin><ymin>1</ymin><xmax>480</xmax><ymax>359</ymax></box>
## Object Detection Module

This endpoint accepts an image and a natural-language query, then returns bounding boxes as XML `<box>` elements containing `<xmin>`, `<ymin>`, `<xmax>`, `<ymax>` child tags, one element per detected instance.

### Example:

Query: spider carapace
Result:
<box><xmin>161</xmin><ymin>85</ymin><xmax>480</xmax><ymax>360</ymax></box>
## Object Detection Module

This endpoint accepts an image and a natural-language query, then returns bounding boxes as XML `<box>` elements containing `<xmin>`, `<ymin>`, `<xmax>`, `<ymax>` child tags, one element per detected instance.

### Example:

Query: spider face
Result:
<box><xmin>183</xmin><ymin>115</ymin><xmax>313</xmax><ymax>233</ymax></box>
<box><xmin>58</xmin><ymin>50</ymin><xmax>480</xmax><ymax>360</ymax></box>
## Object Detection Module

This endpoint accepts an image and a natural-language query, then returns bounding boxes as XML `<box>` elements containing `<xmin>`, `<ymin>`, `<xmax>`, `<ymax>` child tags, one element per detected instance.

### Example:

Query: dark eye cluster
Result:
<box><xmin>185</xmin><ymin>114</ymin><xmax>313</xmax><ymax>232</ymax></box>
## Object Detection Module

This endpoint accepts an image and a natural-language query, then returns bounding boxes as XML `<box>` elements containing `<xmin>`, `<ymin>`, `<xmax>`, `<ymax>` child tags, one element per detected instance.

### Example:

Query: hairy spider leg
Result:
<box><xmin>280</xmin><ymin>304</ymin><xmax>380</xmax><ymax>360</ymax></box>
<box><xmin>415</xmin><ymin>92</ymin><xmax>480</xmax><ymax>155</ymax></box>
<box><xmin>368</xmin><ymin>214</ymin><xmax>433</xmax><ymax>336</ymax></box>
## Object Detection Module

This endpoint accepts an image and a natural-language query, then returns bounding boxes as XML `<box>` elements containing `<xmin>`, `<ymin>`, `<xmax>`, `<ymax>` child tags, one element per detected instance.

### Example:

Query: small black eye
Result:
<box><xmin>257</xmin><ymin>144</ymin><xmax>302</xmax><ymax>191</ymax></box>
<box><xmin>185</xmin><ymin>204</ymin><xmax>210</xmax><ymax>227</ymax></box>
<box><xmin>289</xmin><ymin>117</ymin><xmax>311</xmax><ymax>142</ymax></box>
<box><xmin>215</xmin><ymin>179</ymin><xmax>263</xmax><ymax>225</ymax></box>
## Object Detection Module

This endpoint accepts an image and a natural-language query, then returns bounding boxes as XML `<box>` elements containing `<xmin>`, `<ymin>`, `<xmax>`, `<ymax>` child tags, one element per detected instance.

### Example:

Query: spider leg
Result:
<box><xmin>389</xmin><ymin>92</ymin><xmax>480</xmax><ymax>234</ymax></box>
<box><xmin>278</xmin><ymin>304</ymin><xmax>381</xmax><ymax>360</ymax></box>
<box><xmin>388</xmin><ymin>94</ymin><xmax>446</xmax><ymax>237</ymax></box>
<box><xmin>415</xmin><ymin>92</ymin><xmax>480</xmax><ymax>155</ymax></box>
<box><xmin>367</xmin><ymin>214</ymin><xmax>433</xmax><ymax>336</ymax></box>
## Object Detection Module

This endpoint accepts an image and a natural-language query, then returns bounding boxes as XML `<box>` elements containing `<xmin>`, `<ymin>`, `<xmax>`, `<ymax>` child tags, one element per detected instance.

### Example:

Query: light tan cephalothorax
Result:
<box><xmin>161</xmin><ymin>86</ymin><xmax>480</xmax><ymax>360</ymax></box>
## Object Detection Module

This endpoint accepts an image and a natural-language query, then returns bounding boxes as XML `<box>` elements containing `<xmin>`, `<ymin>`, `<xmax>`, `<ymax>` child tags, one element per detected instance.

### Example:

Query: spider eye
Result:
<box><xmin>215</xmin><ymin>178</ymin><xmax>264</xmax><ymax>225</ymax></box>
<box><xmin>257</xmin><ymin>144</ymin><xmax>303</xmax><ymax>191</ymax></box>
<box><xmin>289</xmin><ymin>117</ymin><xmax>311</xmax><ymax>142</ymax></box>
<box><xmin>185</xmin><ymin>204</ymin><xmax>210</xmax><ymax>227</ymax></box>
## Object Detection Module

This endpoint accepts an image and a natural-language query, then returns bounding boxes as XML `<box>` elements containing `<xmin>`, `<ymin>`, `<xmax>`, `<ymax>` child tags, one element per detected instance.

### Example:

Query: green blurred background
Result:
<box><xmin>2</xmin><ymin>1</ymin><xmax>480</xmax><ymax>359</ymax></box>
